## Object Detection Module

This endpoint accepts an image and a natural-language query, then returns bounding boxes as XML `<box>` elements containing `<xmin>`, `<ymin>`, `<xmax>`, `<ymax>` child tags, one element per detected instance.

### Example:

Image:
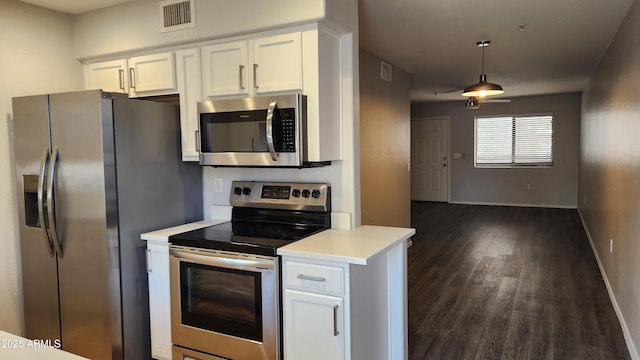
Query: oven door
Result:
<box><xmin>169</xmin><ymin>246</ymin><xmax>280</xmax><ymax>360</ymax></box>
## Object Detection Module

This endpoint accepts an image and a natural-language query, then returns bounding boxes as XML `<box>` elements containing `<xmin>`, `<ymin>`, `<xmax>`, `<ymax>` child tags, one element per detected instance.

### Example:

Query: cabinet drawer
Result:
<box><xmin>284</xmin><ymin>261</ymin><xmax>344</xmax><ymax>295</ymax></box>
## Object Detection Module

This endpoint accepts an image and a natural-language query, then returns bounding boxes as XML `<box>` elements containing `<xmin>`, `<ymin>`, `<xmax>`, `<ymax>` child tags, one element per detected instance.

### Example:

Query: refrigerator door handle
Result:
<box><xmin>47</xmin><ymin>147</ymin><xmax>64</xmax><ymax>258</ymax></box>
<box><xmin>37</xmin><ymin>147</ymin><xmax>55</xmax><ymax>257</ymax></box>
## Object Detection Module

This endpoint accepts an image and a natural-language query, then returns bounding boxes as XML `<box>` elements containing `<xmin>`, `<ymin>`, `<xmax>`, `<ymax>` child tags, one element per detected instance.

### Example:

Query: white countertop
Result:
<box><xmin>141</xmin><ymin>218</ymin><xmax>229</xmax><ymax>243</ymax></box>
<box><xmin>277</xmin><ymin>225</ymin><xmax>415</xmax><ymax>265</ymax></box>
<box><xmin>0</xmin><ymin>331</ymin><xmax>88</xmax><ymax>359</ymax></box>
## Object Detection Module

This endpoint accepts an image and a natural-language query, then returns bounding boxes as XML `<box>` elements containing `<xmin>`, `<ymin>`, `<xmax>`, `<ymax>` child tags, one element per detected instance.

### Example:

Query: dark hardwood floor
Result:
<box><xmin>408</xmin><ymin>202</ymin><xmax>630</xmax><ymax>360</ymax></box>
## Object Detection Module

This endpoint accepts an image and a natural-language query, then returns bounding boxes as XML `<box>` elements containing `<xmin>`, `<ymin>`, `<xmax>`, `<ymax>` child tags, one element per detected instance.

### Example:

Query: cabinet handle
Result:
<box><xmin>253</xmin><ymin>63</ymin><xmax>259</xmax><ymax>88</ymax></box>
<box><xmin>129</xmin><ymin>68</ymin><xmax>136</xmax><ymax>89</ymax></box>
<box><xmin>118</xmin><ymin>69</ymin><xmax>125</xmax><ymax>91</ymax></box>
<box><xmin>146</xmin><ymin>249</ymin><xmax>152</xmax><ymax>273</ymax></box>
<box><xmin>195</xmin><ymin>130</ymin><xmax>200</xmax><ymax>152</ymax></box>
<box><xmin>333</xmin><ymin>305</ymin><xmax>339</xmax><ymax>336</ymax></box>
<box><xmin>239</xmin><ymin>65</ymin><xmax>245</xmax><ymax>90</ymax></box>
<box><xmin>296</xmin><ymin>274</ymin><xmax>326</xmax><ymax>282</ymax></box>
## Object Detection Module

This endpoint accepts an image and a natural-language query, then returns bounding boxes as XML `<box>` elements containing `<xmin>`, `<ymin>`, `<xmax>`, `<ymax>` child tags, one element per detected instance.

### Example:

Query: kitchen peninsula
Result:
<box><xmin>279</xmin><ymin>226</ymin><xmax>415</xmax><ymax>359</ymax></box>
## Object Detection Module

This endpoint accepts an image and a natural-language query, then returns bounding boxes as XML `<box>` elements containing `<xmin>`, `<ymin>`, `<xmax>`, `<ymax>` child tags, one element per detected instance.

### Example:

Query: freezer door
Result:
<box><xmin>12</xmin><ymin>95</ymin><xmax>61</xmax><ymax>343</ymax></box>
<box><xmin>48</xmin><ymin>90</ymin><xmax>122</xmax><ymax>360</ymax></box>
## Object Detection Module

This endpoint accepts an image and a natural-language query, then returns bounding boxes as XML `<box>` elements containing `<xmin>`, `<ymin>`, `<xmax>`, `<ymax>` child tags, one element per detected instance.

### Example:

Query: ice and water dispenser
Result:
<box><xmin>23</xmin><ymin>175</ymin><xmax>43</xmax><ymax>228</ymax></box>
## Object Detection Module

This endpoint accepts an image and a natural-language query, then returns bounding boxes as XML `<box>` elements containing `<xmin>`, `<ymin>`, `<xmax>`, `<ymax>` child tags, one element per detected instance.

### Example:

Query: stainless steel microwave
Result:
<box><xmin>197</xmin><ymin>94</ymin><xmax>329</xmax><ymax>167</ymax></box>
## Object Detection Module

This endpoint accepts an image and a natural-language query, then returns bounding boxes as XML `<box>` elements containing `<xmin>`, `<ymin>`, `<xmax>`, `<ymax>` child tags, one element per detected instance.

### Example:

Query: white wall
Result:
<box><xmin>0</xmin><ymin>0</ymin><xmax>84</xmax><ymax>334</ymax></box>
<box><xmin>411</xmin><ymin>93</ymin><xmax>581</xmax><ymax>208</ymax></box>
<box><xmin>579</xmin><ymin>0</ymin><xmax>640</xmax><ymax>357</ymax></box>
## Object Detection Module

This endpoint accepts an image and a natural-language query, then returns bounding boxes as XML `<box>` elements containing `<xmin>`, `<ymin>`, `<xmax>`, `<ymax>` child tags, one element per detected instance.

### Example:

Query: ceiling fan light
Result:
<box><xmin>462</xmin><ymin>75</ymin><xmax>504</xmax><ymax>97</ymax></box>
<box><xmin>462</xmin><ymin>41</ymin><xmax>505</xmax><ymax>97</ymax></box>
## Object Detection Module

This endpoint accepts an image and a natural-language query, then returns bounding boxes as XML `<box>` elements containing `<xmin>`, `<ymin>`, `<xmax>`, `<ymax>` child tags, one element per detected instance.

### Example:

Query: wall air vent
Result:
<box><xmin>160</xmin><ymin>0</ymin><xmax>195</xmax><ymax>33</ymax></box>
<box><xmin>381</xmin><ymin>60</ymin><xmax>392</xmax><ymax>82</ymax></box>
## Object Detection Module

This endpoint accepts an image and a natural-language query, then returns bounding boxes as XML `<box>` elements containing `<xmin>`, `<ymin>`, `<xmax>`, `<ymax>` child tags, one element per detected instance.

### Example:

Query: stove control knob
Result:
<box><xmin>311</xmin><ymin>189</ymin><xmax>321</xmax><ymax>198</ymax></box>
<box><xmin>292</xmin><ymin>189</ymin><xmax>301</xmax><ymax>197</ymax></box>
<box><xmin>242</xmin><ymin>187</ymin><xmax>251</xmax><ymax>196</ymax></box>
<box><xmin>301</xmin><ymin>189</ymin><xmax>311</xmax><ymax>198</ymax></box>
<box><xmin>233</xmin><ymin>187</ymin><xmax>243</xmax><ymax>195</ymax></box>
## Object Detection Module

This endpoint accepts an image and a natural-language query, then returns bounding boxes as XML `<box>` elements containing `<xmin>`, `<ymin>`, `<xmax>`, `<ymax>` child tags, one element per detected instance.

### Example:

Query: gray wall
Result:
<box><xmin>579</xmin><ymin>0</ymin><xmax>640</xmax><ymax>356</ymax></box>
<box><xmin>411</xmin><ymin>93</ymin><xmax>581</xmax><ymax>208</ymax></box>
<box><xmin>359</xmin><ymin>50</ymin><xmax>411</xmax><ymax>227</ymax></box>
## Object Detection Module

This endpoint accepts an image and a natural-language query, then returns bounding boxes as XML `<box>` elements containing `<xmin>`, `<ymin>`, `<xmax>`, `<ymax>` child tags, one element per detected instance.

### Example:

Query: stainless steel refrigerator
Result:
<box><xmin>12</xmin><ymin>90</ymin><xmax>203</xmax><ymax>360</ymax></box>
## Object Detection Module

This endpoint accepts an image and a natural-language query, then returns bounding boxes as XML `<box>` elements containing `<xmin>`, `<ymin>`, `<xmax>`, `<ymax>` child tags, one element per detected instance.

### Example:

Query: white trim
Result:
<box><xmin>577</xmin><ymin>209</ymin><xmax>640</xmax><ymax>360</ymax></box>
<box><xmin>447</xmin><ymin>200</ymin><xmax>576</xmax><ymax>209</ymax></box>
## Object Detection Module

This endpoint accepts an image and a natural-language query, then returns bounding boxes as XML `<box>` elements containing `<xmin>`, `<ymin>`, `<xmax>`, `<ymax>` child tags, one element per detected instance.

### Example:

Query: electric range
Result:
<box><xmin>168</xmin><ymin>180</ymin><xmax>331</xmax><ymax>360</ymax></box>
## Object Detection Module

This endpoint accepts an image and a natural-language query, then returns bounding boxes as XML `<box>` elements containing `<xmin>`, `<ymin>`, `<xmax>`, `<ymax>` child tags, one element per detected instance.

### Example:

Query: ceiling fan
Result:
<box><xmin>463</xmin><ymin>96</ymin><xmax>511</xmax><ymax>109</ymax></box>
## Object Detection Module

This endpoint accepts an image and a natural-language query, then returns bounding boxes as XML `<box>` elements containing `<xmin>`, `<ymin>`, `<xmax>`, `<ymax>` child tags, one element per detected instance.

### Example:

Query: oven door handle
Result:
<box><xmin>170</xmin><ymin>248</ymin><xmax>274</xmax><ymax>272</ymax></box>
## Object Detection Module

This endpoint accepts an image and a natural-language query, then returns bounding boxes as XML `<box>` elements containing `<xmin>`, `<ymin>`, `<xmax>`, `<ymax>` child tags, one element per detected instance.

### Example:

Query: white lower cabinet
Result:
<box><xmin>146</xmin><ymin>242</ymin><xmax>172</xmax><ymax>360</ymax></box>
<box><xmin>283</xmin><ymin>259</ymin><xmax>348</xmax><ymax>360</ymax></box>
<box><xmin>284</xmin><ymin>289</ymin><xmax>344</xmax><ymax>360</ymax></box>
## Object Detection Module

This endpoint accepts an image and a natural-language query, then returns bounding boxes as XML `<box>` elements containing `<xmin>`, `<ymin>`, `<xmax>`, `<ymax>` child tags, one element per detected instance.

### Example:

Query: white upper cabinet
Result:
<box><xmin>85</xmin><ymin>52</ymin><xmax>177</xmax><ymax>98</ymax></box>
<box><xmin>85</xmin><ymin>59</ymin><xmax>129</xmax><ymax>94</ymax></box>
<box><xmin>128</xmin><ymin>52</ymin><xmax>177</xmax><ymax>97</ymax></box>
<box><xmin>253</xmin><ymin>32</ymin><xmax>302</xmax><ymax>94</ymax></box>
<box><xmin>202</xmin><ymin>32</ymin><xmax>302</xmax><ymax>98</ymax></box>
<box><xmin>175</xmin><ymin>48</ymin><xmax>202</xmax><ymax>162</ymax></box>
<box><xmin>201</xmin><ymin>41</ymin><xmax>249</xmax><ymax>97</ymax></box>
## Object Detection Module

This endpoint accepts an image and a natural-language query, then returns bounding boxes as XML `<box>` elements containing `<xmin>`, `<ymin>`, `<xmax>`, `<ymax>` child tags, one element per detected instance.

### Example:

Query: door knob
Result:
<box><xmin>443</xmin><ymin>163</ymin><xmax>447</xmax><ymax>167</ymax></box>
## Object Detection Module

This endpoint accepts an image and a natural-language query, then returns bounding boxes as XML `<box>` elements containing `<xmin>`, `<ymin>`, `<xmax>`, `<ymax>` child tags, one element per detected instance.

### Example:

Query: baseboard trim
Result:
<box><xmin>447</xmin><ymin>200</ymin><xmax>576</xmax><ymax>209</ymax></box>
<box><xmin>577</xmin><ymin>209</ymin><xmax>639</xmax><ymax>360</ymax></box>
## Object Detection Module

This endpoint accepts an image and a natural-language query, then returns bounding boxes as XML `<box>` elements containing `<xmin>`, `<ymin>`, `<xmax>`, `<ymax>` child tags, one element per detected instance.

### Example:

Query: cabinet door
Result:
<box><xmin>129</xmin><ymin>52</ymin><xmax>177</xmax><ymax>96</ymax></box>
<box><xmin>85</xmin><ymin>59</ymin><xmax>128</xmax><ymax>93</ymax></box>
<box><xmin>147</xmin><ymin>243</ymin><xmax>172</xmax><ymax>360</ymax></box>
<box><xmin>175</xmin><ymin>48</ymin><xmax>202</xmax><ymax>161</ymax></box>
<box><xmin>201</xmin><ymin>41</ymin><xmax>249</xmax><ymax>97</ymax></box>
<box><xmin>252</xmin><ymin>33</ymin><xmax>302</xmax><ymax>94</ymax></box>
<box><xmin>284</xmin><ymin>289</ymin><xmax>344</xmax><ymax>360</ymax></box>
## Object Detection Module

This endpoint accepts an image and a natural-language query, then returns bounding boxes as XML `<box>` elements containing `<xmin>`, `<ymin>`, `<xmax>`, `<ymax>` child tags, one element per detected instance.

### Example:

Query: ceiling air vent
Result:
<box><xmin>381</xmin><ymin>61</ymin><xmax>392</xmax><ymax>82</ymax></box>
<box><xmin>160</xmin><ymin>0</ymin><xmax>195</xmax><ymax>33</ymax></box>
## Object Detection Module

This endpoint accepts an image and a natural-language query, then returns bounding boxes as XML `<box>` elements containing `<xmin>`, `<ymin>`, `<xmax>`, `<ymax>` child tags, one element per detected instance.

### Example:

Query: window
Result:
<box><xmin>475</xmin><ymin>114</ymin><xmax>553</xmax><ymax>167</ymax></box>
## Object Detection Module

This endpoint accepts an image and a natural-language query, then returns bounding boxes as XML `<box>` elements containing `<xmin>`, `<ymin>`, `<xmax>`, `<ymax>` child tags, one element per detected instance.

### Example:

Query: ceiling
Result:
<box><xmin>19</xmin><ymin>0</ymin><xmax>635</xmax><ymax>103</ymax></box>
<box><xmin>359</xmin><ymin>0</ymin><xmax>634</xmax><ymax>102</ymax></box>
<box><xmin>19</xmin><ymin>0</ymin><xmax>135</xmax><ymax>15</ymax></box>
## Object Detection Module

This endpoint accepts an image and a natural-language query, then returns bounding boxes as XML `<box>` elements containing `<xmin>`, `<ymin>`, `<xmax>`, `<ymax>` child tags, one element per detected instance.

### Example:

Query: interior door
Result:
<box><xmin>411</xmin><ymin>118</ymin><xmax>449</xmax><ymax>202</ymax></box>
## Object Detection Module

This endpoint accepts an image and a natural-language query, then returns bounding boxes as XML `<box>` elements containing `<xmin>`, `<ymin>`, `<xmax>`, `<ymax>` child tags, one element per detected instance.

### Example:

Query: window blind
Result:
<box><xmin>475</xmin><ymin>114</ymin><xmax>553</xmax><ymax>167</ymax></box>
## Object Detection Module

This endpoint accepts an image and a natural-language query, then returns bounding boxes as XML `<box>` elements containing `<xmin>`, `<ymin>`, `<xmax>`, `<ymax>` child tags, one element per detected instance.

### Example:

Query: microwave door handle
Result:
<box><xmin>37</xmin><ymin>148</ymin><xmax>55</xmax><ymax>257</ymax></box>
<box><xmin>265</xmin><ymin>100</ymin><xmax>278</xmax><ymax>161</ymax></box>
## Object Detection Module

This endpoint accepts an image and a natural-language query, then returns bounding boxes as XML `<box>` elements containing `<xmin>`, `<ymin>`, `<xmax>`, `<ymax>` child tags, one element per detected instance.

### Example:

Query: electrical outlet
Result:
<box><xmin>610</xmin><ymin>239</ymin><xmax>613</xmax><ymax>253</ymax></box>
<box><xmin>525</xmin><ymin>183</ymin><xmax>531</xmax><ymax>190</ymax></box>
<box><xmin>214</xmin><ymin>178</ymin><xmax>223</xmax><ymax>193</ymax></box>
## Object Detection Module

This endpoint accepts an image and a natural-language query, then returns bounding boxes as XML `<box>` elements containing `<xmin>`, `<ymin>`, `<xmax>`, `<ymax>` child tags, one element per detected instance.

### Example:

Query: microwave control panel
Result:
<box><xmin>278</xmin><ymin>108</ymin><xmax>296</xmax><ymax>152</ymax></box>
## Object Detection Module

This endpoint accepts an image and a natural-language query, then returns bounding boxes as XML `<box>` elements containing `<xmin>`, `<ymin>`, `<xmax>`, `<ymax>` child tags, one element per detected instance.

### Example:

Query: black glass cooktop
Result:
<box><xmin>169</xmin><ymin>220</ymin><xmax>327</xmax><ymax>256</ymax></box>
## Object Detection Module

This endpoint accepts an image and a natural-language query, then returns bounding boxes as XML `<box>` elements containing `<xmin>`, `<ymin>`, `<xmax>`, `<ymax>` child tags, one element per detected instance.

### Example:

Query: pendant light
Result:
<box><xmin>462</xmin><ymin>40</ymin><xmax>504</xmax><ymax>97</ymax></box>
